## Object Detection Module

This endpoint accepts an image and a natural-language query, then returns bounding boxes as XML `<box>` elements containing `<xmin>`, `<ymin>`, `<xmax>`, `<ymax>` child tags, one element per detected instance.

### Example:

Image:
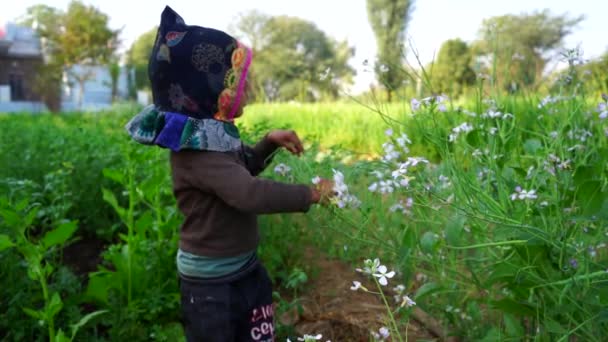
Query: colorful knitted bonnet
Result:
<box><xmin>126</xmin><ymin>6</ymin><xmax>253</xmax><ymax>152</ymax></box>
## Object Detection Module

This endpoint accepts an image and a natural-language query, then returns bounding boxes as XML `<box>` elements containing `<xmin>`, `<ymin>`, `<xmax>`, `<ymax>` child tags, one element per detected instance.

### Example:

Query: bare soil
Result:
<box><xmin>281</xmin><ymin>250</ymin><xmax>449</xmax><ymax>341</ymax></box>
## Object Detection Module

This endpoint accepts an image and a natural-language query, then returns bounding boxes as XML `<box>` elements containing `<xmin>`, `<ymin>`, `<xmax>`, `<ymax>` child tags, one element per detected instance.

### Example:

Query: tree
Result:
<box><xmin>231</xmin><ymin>13</ymin><xmax>355</xmax><ymax>102</ymax></box>
<box><xmin>21</xmin><ymin>1</ymin><xmax>119</xmax><ymax>109</ymax></box>
<box><xmin>366</xmin><ymin>0</ymin><xmax>414</xmax><ymax>101</ymax></box>
<box><xmin>474</xmin><ymin>10</ymin><xmax>583</xmax><ymax>91</ymax></box>
<box><xmin>430</xmin><ymin>39</ymin><xmax>476</xmax><ymax>96</ymax></box>
<box><xmin>127</xmin><ymin>27</ymin><xmax>158</xmax><ymax>93</ymax></box>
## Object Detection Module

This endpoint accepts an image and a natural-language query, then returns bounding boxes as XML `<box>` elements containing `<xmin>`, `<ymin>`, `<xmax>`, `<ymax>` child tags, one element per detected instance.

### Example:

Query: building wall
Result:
<box><xmin>0</xmin><ymin>55</ymin><xmax>43</xmax><ymax>102</ymax></box>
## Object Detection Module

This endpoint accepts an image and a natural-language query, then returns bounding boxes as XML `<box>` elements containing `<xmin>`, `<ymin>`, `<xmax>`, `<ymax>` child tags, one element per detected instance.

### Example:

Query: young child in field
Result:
<box><xmin>125</xmin><ymin>6</ymin><xmax>333</xmax><ymax>342</ymax></box>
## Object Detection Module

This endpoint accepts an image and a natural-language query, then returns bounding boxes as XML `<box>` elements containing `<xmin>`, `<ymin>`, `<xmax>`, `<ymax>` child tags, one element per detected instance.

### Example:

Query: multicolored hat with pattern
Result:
<box><xmin>125</xmin><ymin>6</ymin><xmax>253</xmax><ymax>152</ymax></box>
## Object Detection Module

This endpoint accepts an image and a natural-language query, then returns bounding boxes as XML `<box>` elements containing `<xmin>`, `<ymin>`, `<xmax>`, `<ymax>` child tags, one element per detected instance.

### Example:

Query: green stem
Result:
<box><xmin>38</xmin><ymin>269</ymin><xmax>55</xmax><ymax>342</ymax></box>
<box><xmin>531</xmin><ymin>271</ymin><xmax>608</xmax><ymax>290</ymax></box>
<box><xmin>374</xmin><ymin>278</ymin><xmax>403</xmax><ymax>342</ymax></box>
<box><xmin>446</xmin><ymin>240</ymin><xmax>528</xmax><ymax>250</ymax></box>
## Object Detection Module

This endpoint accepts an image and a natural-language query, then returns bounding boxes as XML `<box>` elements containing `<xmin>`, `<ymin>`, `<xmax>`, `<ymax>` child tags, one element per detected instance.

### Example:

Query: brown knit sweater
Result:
<box><xmin>170</xmin><ymin>137</ymin><xmax>313</xmax><ymax>257</ymax></box>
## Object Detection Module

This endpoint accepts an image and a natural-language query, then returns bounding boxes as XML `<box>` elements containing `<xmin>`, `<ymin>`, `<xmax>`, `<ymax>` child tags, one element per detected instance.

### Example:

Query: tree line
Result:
<box><xmin>19</xmin><ymin>0</ymin><xmax>608</xmax><ymax>109</ymax></box>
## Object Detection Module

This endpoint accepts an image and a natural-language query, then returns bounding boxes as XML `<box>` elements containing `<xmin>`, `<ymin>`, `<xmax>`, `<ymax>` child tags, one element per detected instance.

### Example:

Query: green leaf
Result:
<box><xmin>134</xmin><ymin>211</ymin><xmax>154</xmax><ymax>236</ymax></box>
<box><xmin>46</xmin><ymin>292</ymin><xmax>63</xmax><ymax>318</ymax></box>
<box><xmin>42</xmin><ymin>221</ymin><xmax>78</xmax><ymax>249</ymax></box>
<box><xmin>55</xmin><ymin>329</ymin><xmax>70</xmax><ymax>342</ymax></box>
<box><xmin>103</xmin><ymin>168</ymin><xmax>125</xmax><ymax>184</ymax></box>
<box><xmin>70</xmin><ymin>310</ymin><xmax>108</xmax><ymax>340</ymax></box>
<box><xmin>0</xmin><ymin>208</ymin><xmax>21</xmax><ymax>227</ymax></box>
<box><xmin>523</xmin><ymin>138</ymin><xmax>542</xmax><ymax>155</ymax></box>
<box><xmin>85</xmin><ymin>273</ymin><xmax>112</xmax><ymax>305</ymax></box>
<box><xmin>491</xmin><ymin>298</ymin><xmax>536</xmax><ymax>316</ymax></box>
<box><xmin>414</xmin><ymin>282</ymin><xmax>441</xmax><ymax>300</ymax></box>
<box><xmin>466</xmin><ymin>129</ymin><xmax>482</xmax><ymax>148</ymax></box>
<box><xmin>420</xmin><ymin>231</ymin><xmax>438</xmax><ymax>254</ymax></box>
<box><xmin>23</xmin><ymin>307</ymin><xmax>44</xmax><ymax>320</ymax></box>
<box><xmin>504</xmin><ymin>313</ymin><xmax>524</xmax><ymax>337</ymax></box>
<box><xmin>102</xmin><ymin>188</ymin><xmax>126</xmax><ymax>219</ymax></box>
<box><xmin>445</xmin><ymin>214</ymin><xmax>465</xmax><ymax>246</ymax></box>
<box><xmin>576</xmin><ymin>181</ymin><xmax>604</xmax><ymax>216</ymax></box>
<box><xmin>0</xmin><ymin>234</ymin><xmax>15</xmax><ymax>252</ymax></box>
<box><xmin>544</xmin><ymin>318</ymin><xmax>567</xmax><ymax>334</ymax></box>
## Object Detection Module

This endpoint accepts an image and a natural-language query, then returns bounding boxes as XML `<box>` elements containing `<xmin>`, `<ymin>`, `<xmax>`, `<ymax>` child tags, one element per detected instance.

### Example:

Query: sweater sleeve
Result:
<box><xmin>187</xmin><ymin>152</ymin><xmax>312</xmax><ymax>214</ymax></box>
<box><xmin>242</xmin><ymin>135</ymin><xmax>280</xmax><ymax>176</ymax></box>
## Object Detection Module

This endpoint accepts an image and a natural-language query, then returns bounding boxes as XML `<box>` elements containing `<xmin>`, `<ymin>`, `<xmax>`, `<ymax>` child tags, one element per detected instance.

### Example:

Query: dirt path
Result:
<box><xmin>281</xmin><ymin>250</ymin><xmax>447</xmax><ymax>341</ymax></box>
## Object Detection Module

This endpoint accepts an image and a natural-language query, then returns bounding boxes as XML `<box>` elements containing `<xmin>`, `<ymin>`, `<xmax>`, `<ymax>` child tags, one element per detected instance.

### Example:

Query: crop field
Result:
<box><xmin>1</xmin><ymin>93</ymin><xmax>607</xmax><ymax>341</ymax></box>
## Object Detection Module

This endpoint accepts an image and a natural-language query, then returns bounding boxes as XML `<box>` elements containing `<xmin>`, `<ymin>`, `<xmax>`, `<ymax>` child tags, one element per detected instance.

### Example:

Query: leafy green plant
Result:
<box><xmin>0</xmin><ymin>198</ymin><xmax>106</xmax><ymax>342</ymax></box>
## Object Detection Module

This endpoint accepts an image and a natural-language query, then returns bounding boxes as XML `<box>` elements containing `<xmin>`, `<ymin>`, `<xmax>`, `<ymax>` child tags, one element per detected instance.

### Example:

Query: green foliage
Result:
<box><xmin>366</xmin><ymin>0</ymin><xmax>414</xmax><ymax>101</ymax></box>
<box><xmin>231</xmin><ymin>12</ymin><xmax>355</xmax><ymax>102</ymax></box>
<box><xmin>21</xmin><ymin>1</ymin><xmax>119</xmax><ymax>109</ymax></box>
<box><xmin>474</xmin><ymin>10</ymin><xmax>583</xmax><ymax>91</ymax></box>
<box><xmin>127</xmin><ymin>27</ymin><xmax>158</xmax><ymax>92</ymax></box>
<box><xmin>0</xmin><ymin>198</ymin><xmax>105</xmax><ymax>342</ymax></box>
<box><xmin>429</xmin><ymin>39</ymin><xmax>476</xmax><ymax>97</ymax></box>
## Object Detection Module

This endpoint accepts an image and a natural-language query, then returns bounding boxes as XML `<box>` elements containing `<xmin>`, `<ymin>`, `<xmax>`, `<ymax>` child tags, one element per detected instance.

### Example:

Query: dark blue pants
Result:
<box><xmin>179</xmin><ymin>261</ymin><xmax>275</xmax><ymax>342</ymax></box>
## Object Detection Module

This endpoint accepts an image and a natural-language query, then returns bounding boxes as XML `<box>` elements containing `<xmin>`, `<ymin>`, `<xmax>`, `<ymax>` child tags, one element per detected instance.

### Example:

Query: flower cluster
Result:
<box><xmin>393</xmin><ymin>284</ymin><xmax>416</xmax><ymax>308</ymax></box>
<box><xmin>313</xmin><ymin>170</ymin><xmax>361</xmax><ymax>209</ymax></box>
<box><xmin>597</xmin><ymin>94</ymin><xmax>607</xmax><ymax>119</ymax></box>
<box><xmin>448</xmin><ymin>122</ymin><xmax>474</xmax><ymax>142</ymax></box>
<box><xmin>355</xmin><ymin>258</ymin><xmax>395</xmax><ymax>286</ymax></box>
<box><xmin>371</xmin><ymin>327</ymin><xmax>390</xmax><ymax>341</ymax></box>
<box><xmin>510</xmin><ymin>186</ymin><xmax>538</xmax><ymax>201</ymax></box>
<box><xmin>480</xmin><ymin>109</ymin><xmax>514</xmax><ymax>120</ymax></box>
<box><xmin>274</xmin><ymin>163</ymin><xmax>292</xmax><ymax>177</ymax></box>
<box><xmin>411</xmin><ymin>94</ymin><xmax>449</xmax><ymax>112</ymax></box>
<box><xmin>287</xmin><ymin>334</ymin><xmax>330</xmax><ymax>342</ymax></box>
<box><xmin>389</xmin><ymin>197</ymin><xmax>414</xmax><ymax>215</ymax></box>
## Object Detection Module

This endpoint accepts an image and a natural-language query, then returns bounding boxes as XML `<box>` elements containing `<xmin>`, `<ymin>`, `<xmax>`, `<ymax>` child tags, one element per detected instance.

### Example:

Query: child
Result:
<box><xmin>126</xmin><ymin>6</ymin><xmax>333</xmax><ymax>342</ymax></box>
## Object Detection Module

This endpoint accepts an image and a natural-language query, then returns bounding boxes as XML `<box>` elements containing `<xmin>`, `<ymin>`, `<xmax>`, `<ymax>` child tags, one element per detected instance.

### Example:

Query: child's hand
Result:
<box><xmin>267</xmin><ymin>130</ymin><xmax>304</xmax><ymax>156</ymax></box>
<box><xmin>311</xmin><ymin>178</ymin><xmax>335</xmax><ymax>204</ymax></box>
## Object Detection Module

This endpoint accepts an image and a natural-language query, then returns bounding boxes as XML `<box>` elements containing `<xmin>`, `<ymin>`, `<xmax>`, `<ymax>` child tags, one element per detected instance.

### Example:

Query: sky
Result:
<box><xmin>2</xmin><ymin>0</ymin><xmax>606</xmax><ymax>92</ymax></box>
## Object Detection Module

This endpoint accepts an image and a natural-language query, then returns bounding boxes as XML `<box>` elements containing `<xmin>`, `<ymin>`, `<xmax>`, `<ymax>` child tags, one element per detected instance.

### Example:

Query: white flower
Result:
<box><xmin>373</xmin><ymin>265</ymin><xmax>395</xmax><ymax>286</ymax></box>
<box><xmin>396</xmin><ymin>133</ymin><xmax>412</xmax><ymax>147</ymax></box>
<box><xmin>356</xmin><ymin>258</ymin><xmax>380</xmax><ymax>274</ymax></box>
<box><xmin>411</xmin><ymin>98</ymin><xmax>421</xmax><ymax>111</ymax></box>
<box><xmin>385</xmin><ymin>128</ymin><xmax>394</xmax><ymax>136</ymax></box>
<box><xmin>350</xmin><ymin>281</ymin><xmax>364</xmax><ymax>291</ymax></box>
<box><xmin>597</xmin><ymin>102</ymin><xmax>607</xmax><ymax>119</ymax></box>
<box><xmin>489</xmin><ymin>127</ymin><xmax>499</xmax><ymax>135</ymax></box>
<box><xmin>400</xmin><ymin>295</ymin><xmax>416</xmax><ymax>308</ymax></box>
<box><xmin>510</xmin><ymin>186</ymin><xmax>538</xmax><ymax>201</ymax></box>
<box><xmin>405</xmin><ymin>157</ymin><xmax>429</xmax><ymax>167</ymax></box>
<box><xmin>312</xmin><ymin>176</ymin><xmax>321</xmax><ymax>185</ymax></box>
<box><xmin>368</xmin><ymin>182</ymin><xmax>379</xmax><ymax>192</ymax></box>
<box><xmin>378</xmin><ymin>327</ymin><xmax>390</xmax><ymax>338</ymax></box>
<box><xmin>297</xmin><ymin>334</ymin><xmax>323</xmax><ymax>342</ymax></box>
<box><xmin>330</xmin><ymin>169</ymin><xmax>361</xmax><ymax>208</ymax></box>
<box><xmin>274</xmin><ymin>163</ymin><xmax>291</xmax><ymax>176</ymax></box>
<box><xmin>550</xmin><ymin>131</ymin><xmax>559</xmax><ymax>139</ymax></box>
<box><xmin>379</xmin><ymin>64</ymin><xmax>389</xmax><ymax>73</ymax></box>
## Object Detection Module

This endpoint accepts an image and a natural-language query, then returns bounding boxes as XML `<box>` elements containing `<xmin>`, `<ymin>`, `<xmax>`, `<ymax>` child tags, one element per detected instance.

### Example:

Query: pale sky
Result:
<box><xmin>2</xmin><ymin>0</ymin><xmax>606</xmax><ymax>92</ymax></box>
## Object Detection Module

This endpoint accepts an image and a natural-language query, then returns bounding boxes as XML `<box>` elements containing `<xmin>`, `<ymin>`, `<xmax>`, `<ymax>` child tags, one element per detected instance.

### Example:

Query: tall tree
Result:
<box><xmin>232</xmin><ymin>13</ymin><xmax>355</xmax><ymax>102</ymax></box>
<box><xmin>366</xmin><ymin>0</ymin><xmax>414</xmax><ymax>101</ymax></box>
<box><xmin>21</xmin><ymin>1</ymin><xmax>119</xmax><ymax>109</ymax></box>
<box><xmin>127</xmin><ymin>27</ymin><xmax>158</xmax><ymax>94</ymax></box>
<box><xmin>474</xmin><ymin>10</ymin><xmax>583</xmax><ymax>91</ymax></box>
<box><xmin>430</xmin><ymin>39</ymin><xmax>476</xmax><ymax>96</ymax></box>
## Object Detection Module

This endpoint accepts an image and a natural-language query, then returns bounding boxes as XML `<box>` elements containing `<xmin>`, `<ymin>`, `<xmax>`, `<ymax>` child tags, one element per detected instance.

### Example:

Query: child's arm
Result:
<box><xmin>243</xmin><ymin>130</ymin><xmax>304</xmax><ymax>176</ymax></box>
<box><xmin>173</xmin><ymin>151</ymin><xmax>317</xmax><ymax>214</ymax></box>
